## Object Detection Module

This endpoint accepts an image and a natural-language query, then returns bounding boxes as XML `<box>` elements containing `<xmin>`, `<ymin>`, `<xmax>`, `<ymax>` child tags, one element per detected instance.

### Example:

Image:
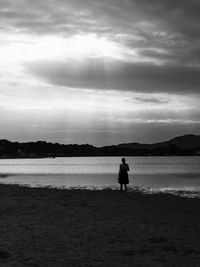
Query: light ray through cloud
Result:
<box><xmin>0</xmin><ymin>0</ymin><xmax>200</xmax><ymax>145</ymax></box>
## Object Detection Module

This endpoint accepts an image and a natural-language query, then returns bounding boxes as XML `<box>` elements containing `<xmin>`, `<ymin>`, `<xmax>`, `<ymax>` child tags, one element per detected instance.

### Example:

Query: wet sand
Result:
<box><xmin>0</xmin><ymin>184</ymin><xmax>200</xmax><ymax>266</ymax></box>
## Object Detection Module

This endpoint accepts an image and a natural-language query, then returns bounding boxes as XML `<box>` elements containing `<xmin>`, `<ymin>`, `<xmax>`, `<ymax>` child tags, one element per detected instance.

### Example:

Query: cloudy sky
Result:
<box><xmin>0</xmin><ymin>0</ymin><xmax>200</xmax><ymax>146</ymax></box>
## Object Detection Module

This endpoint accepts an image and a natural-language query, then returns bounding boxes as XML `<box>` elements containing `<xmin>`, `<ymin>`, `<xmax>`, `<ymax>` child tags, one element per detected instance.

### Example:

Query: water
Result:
<box><xmin>0</xmin><ymin>156</ymin><xmax>200</xmax><ymax>195</ymax></box>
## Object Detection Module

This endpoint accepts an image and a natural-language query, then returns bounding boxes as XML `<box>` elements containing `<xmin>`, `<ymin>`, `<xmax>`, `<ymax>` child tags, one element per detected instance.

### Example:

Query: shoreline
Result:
<box><xmin>1</xmin><ymin>179</ymin><xmax>200</xmax><ymax>199</ymax></box>
<box><xmin>0</xmin><ymin>183</ymin><xmax>200</xmax><ymax>266</ymax></box>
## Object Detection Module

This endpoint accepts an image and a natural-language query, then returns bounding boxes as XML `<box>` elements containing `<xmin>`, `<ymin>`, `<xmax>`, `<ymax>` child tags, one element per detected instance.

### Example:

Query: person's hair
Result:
<box><xmin>121</xmin><ymin>157</ymin><xmax>126</xmax><ymax>163</ymax></box>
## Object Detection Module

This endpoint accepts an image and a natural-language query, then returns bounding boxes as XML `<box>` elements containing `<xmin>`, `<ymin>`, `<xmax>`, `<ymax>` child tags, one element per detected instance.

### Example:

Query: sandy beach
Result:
<box><xmin>0</xmin><ymin>184</ymin><xmax>200</xmax><ymax>266</ymax></box>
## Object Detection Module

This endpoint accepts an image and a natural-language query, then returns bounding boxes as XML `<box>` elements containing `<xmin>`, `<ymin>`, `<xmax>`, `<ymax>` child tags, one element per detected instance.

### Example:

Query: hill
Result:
<box><xmin>118</xmin><ymin>134</ymin><xmax>200</xmax><ymax>150</ymax></box>
<box><xmin>0</xmin><ymin>134</ymin><xmax>200</xmax><ymax>158</ymax></box>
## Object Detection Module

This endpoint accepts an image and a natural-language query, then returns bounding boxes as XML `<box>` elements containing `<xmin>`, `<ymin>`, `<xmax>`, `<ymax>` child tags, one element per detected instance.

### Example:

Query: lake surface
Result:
<box><xmin>0</xmin><ymin>156</ymin><xmax>200</xmax><ymax>195</ymax></box>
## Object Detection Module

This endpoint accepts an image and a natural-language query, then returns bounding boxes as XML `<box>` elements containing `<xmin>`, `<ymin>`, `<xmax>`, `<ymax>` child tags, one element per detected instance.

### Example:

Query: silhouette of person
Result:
<box><xmin>118</xmin><ymin>158</ymin><xmax>129</xmax><ymax>191</ymax></box>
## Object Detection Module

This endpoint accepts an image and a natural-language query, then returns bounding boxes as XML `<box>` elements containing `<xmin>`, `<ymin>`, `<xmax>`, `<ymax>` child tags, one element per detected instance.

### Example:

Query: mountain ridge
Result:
<box><xmin>0</xmin><ymin>134</ymin><xmax>200</xmax><ymax>158</ymax></box>
<box><xmin>118</xmin><ymin>134</ymin><xmax>200</xmax><ymax>150</ymax></box>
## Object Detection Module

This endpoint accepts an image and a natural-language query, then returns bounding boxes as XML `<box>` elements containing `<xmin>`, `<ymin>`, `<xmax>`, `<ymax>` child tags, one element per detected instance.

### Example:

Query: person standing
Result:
<box><xmin>118</xmin><ymin>158</ymin><xmax>130</xmax><ymax>191</ymax></box>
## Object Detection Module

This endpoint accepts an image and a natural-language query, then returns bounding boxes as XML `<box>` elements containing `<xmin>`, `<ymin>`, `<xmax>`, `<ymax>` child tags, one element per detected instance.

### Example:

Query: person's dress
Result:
<box><xmin>118</xmin><ymin>163</ymin><xmax>129</xmax><ymax>184</ymax></box>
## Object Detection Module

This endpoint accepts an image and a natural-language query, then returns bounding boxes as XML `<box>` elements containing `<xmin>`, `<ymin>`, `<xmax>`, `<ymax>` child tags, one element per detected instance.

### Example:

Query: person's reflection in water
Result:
<box><xmin>118</xmin><ymin>158</ymin><xmax>130</xmax><ymax>191</ymax></box>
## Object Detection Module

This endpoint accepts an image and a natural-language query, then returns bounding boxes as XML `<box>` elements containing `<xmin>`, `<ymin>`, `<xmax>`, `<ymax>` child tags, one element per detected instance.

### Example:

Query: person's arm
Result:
<box><xmin>127</xmin><ymin>164</ymin><xmax>130</xmax><ymax>171</ymax></box>
<box><xmin>118</xmin><ymin>164</ymin><xmax>121</xmax><ymax>178</ymax></box>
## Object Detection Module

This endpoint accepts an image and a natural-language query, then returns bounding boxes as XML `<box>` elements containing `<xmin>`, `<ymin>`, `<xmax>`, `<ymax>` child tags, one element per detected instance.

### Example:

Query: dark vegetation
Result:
<box><xmin>0</xmin><ymin>134</ymin><xmax>200</xmax><ymax>158</ymax></box>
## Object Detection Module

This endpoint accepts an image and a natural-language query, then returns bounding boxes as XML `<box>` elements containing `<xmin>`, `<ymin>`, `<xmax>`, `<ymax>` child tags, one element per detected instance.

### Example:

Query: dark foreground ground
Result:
<box><xmin>0</xmin><ymin>184</ymin><xmax>200</xmax><ymax>266</ymax></box>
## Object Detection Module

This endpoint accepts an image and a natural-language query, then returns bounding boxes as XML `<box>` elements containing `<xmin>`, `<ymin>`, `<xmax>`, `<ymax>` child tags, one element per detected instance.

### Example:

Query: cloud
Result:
<box><xmin>133</xmin><ymin>96</ymin><xmax>169</xmax><ymax>104</ymax></box>
<box><xmin>1</xmin><ymin>1</ymin><xmax>200</xmax><ymax>96</ymax></box>
<box><xmin>1</xmin><ymin>0</ymin><xmax>200</xmax><ymax>41</ymax></box>
<box><xmin>0</xmin><ymin>0</ymin><xmax>107</xmax><ymax>35</ymax></box>
<box><xmin>1</xmin><ymin>0</ymin><xmax>200</xmax><ymax>145</ymax></box>
<box><xmin>132</xmin><ymin>0</ymin><xmax>200</xmax><ymax>38</ymax></box>
<box><xmin>1</xmin><ymin>0</ymin><xmax>200</xmax><ymax>68</ymax></box>
<box><xmin>1</xmin><ymin>0</ymin><xmax>199</xmax><ymax>32</ymax></box>
<box><xmin>26</xmin><ymin>59</ymin><xmax>200</xmax><ymax>93</ymax></box>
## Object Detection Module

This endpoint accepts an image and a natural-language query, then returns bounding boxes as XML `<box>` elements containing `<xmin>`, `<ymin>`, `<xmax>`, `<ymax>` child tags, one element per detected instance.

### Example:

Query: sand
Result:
<box><xmin>0</xmin><ymin>184</ymin><xmax>200</xmax><ymax>266</ymax></box>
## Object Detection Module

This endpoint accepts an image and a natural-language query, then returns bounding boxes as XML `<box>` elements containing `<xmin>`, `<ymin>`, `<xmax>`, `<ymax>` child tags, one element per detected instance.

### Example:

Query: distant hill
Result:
<box><xmin>164</xmin><ymin>134</ymin><xmax>200</xmax><ymax>149</ymax></box>
<box><xmin>0</xmin><ymin>134</ymin><xmax>200</xmax><ymax>158</ymax></box>
<box><xmin>118</xmin><ymin>134</ymin><xmax>200</xmax><ymax>150</ymax></box>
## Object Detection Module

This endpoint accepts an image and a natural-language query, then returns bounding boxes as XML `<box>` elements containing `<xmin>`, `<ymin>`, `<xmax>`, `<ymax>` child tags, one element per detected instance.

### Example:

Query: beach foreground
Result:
<box><xmin>0</xmin><ymin>184</ymin><xmax>200</xmax><ymax>266</ymax></box>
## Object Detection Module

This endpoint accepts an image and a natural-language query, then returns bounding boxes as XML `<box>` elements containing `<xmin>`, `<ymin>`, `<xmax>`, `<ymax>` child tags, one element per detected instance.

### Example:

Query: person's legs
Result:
<box><xmin>124</xmin><ymin>184</ymin><xmax>127</xmax><ymax>191</ymax></box>
<box><xmin>120</xmin><ymin>183</ymin><xmax>123</xmax><ymax>191</ymax></box>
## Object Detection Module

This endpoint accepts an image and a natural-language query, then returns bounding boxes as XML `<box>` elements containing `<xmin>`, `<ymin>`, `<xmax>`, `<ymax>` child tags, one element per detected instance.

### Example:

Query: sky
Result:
<box><xmin>0</xmin><ymin>0</ymin><xmax>200</xmax><ymax>146</ymax></box>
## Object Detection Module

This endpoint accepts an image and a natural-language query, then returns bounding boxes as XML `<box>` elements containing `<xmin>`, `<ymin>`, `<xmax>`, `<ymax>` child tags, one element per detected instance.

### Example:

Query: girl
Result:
<box><xmin>118</xmin><ymin>158</ymin><xmax>130</xmax><ymax>191</ymax></box>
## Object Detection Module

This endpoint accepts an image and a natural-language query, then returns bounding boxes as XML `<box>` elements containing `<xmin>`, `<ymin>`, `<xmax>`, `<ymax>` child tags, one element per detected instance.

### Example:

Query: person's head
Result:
<box><xmin>121</xmin><ymin>158</ymin><xmax>126</xmax><ymax>163</ymax></box>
